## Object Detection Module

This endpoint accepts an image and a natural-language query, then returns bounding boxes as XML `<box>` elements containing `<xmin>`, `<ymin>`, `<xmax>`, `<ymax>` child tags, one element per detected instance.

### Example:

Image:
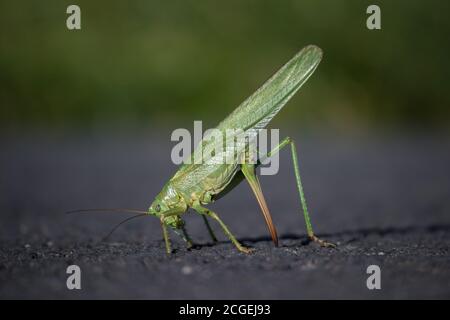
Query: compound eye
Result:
<box><xmin>155</xmin><ymin>204</ymin><xmax>161</xmax><ymax>212</ymax></box>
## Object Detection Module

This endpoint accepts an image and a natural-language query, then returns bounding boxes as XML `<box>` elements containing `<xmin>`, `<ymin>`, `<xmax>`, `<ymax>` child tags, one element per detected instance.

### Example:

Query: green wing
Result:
<box><xmin>172</xmin><ymin>45</ymin><xmax>322</xmax><ymax>179</ymax></box>
<box><xmin>216</xmin><ymin>44</ymin><xmax>322</xmax><ymax>133</ymax></box>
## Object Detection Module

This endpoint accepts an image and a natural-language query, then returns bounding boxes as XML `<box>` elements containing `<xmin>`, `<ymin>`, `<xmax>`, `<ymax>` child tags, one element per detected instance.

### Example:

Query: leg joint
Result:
<box><xmin>207</xmin><ymin>210</ymin><xmax>218</xmax><ymax>220</ymax></box>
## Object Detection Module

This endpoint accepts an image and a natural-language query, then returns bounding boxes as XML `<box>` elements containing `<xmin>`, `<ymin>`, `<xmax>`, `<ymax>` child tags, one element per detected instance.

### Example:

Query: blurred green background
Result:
<box><xmin>1</xmin><ymin>0</ymin><xmax>449</xmax><ymax>132</ymax></box>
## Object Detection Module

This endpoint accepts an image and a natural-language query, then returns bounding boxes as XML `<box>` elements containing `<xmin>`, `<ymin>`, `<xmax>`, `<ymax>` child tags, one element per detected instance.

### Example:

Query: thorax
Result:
<box><xmin>170</xmin><ymin>163</ymin><xmax>240</xmax><ymax>206</ymax></box>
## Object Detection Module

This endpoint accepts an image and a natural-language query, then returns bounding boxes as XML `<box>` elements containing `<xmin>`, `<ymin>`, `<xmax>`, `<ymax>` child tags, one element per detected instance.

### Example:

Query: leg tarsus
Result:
<box><xmin>237</xmin><ymin>245</ymin><xmax>254</xmax><ymax>254</ymax></box>
<box><xmin>309</xmin><ymin>234</ymin><xmax>336</xmax><ymax>248</ymax></box>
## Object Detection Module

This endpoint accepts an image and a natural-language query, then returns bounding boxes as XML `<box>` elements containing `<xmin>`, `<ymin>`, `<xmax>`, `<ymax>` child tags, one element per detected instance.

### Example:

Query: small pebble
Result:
<box><xmin>181</xmin><ymin>265</ymin><xmax>193</xmax><ymax>275</ymax></box>
<box><xmin>378</xmin><ymin>252</ymin><xmax>385</xmax><ymax>256</ymax></box>
<box><xmin>300</xmin><ymin>261</ymin><xmax>316</xmax><ymax>271</ymax></box>
<box><xmin>24</xmin><ymin>244</ymin><xmax>31</xmax><ymax>249</ymax></box>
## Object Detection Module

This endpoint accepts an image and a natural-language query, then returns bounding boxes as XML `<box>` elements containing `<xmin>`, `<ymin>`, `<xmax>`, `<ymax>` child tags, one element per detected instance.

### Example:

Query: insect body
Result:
<box><xmin>147</xmin><ymin>45</ymin><xmax>335</xmax><ymax>254</ymax></box>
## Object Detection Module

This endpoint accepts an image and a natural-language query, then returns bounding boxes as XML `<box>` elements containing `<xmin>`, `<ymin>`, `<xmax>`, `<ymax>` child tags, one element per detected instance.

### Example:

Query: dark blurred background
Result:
<box><xmin>1</xmin><ymin>0</ymin><xmax>449</xmax><ymax>132</ymax></box>
<box><xmin>1</xmin><ymin>1</ymin><xmax>450</xmax><ymax>299</ymax></box>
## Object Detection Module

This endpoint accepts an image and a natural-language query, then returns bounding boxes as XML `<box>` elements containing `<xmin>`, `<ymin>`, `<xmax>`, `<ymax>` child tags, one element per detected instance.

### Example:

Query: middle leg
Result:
<box><xmin>192</xmin><ymin>203</ymin><xmax>252</xmax><ymax>254</ymax></box>
<box><xmin>202</xmin><ymin>215</ymin><xmax>218</xmax><ymax>242</ymax></box>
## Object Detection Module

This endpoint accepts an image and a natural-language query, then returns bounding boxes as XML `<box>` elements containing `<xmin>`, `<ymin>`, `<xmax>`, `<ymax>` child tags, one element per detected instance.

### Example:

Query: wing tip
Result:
<box><xmin>303</xmin><ymin>44</ymin><xmax>323</xmax><ymax>62</ymax></box>
<box><xmin>304</xmin><ymin>44</ymin><xmax>323</xmax><ymax>55</ymax></box>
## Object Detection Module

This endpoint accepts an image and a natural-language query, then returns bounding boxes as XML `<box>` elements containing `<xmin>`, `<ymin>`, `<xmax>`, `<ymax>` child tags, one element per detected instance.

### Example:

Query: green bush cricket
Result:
<box><xmin>71</xmin><ymin>45</ymin><xmax>335</xmax><ymax>254</ymax></box>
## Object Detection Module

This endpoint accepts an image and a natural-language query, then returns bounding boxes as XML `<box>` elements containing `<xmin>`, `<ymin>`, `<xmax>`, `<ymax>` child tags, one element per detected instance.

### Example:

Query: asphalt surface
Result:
<box><xmin>1</xmin><ymin>130</ymin><xmax>449</xmax><ymax>299</ymax></box>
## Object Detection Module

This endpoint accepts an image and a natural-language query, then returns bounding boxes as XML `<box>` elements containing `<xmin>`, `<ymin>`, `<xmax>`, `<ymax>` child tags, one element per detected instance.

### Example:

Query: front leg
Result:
<box><xmin>160</xmin><ymin>215</ymin><xmax>172</xmax><ymax>254</ymax></box>
<box><xmin>159</xmin><ymin>209</ymin><xmax>186</xmax><ymax>255</ymax></box>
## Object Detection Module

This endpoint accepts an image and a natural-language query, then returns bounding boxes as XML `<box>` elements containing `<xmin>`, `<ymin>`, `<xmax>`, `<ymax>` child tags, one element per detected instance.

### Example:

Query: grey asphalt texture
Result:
<box><xmin>1</xmin><ymin>130</ymin><xmax>449</xmax><ymax>299</ymax></box>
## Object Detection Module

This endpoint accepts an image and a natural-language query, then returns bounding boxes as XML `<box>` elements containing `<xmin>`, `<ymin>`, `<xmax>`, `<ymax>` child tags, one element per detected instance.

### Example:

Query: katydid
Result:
<box><xmin>72</xmin><ymin>45</ymin><xmax>335</xmax><ymax>254</ymax></box>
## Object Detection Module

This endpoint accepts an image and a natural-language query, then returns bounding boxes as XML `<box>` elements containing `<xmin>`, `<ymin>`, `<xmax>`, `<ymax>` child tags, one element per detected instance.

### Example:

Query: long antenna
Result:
<box><xmin>102</xmin><ymin>213</ymin><xmax>148</xmax><ymax>241</ymax></box>
<box><xmin>66</xmin><ymin>208</ymin><xmax>148</xmax><ymax>215</ymax></box>
<box><xmin>66</xmin><ymin>208</ymin><xmax>150</xmax><ymax>240</ymax></box>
